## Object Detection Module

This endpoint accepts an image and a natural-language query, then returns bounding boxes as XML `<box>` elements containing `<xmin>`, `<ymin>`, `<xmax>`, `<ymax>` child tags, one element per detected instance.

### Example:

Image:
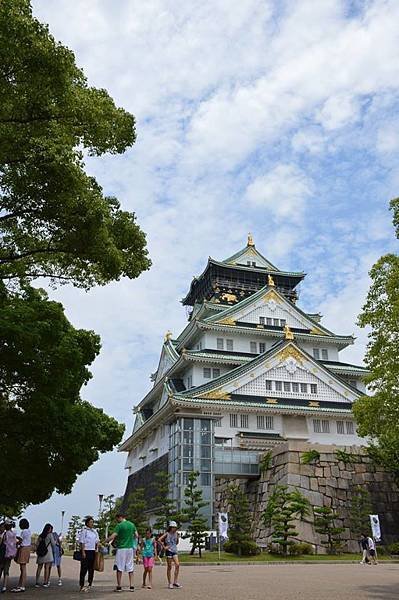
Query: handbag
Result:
<box><xmin>73</xmin><ymin>549</ymin><xmax>82</xmax><ymax>561</ymax></box>
<box><xmin>94</xmin><ymin>551</ymin><xmax>104</xmax><ymax>572</ymax></box>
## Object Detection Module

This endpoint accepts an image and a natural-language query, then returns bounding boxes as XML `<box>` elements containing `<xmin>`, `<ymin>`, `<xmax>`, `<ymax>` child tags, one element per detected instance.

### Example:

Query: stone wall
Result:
<box><xmin>214</xmin><ymin>441</ymin><xmax>399</xmax><ymax>552</ymax></box>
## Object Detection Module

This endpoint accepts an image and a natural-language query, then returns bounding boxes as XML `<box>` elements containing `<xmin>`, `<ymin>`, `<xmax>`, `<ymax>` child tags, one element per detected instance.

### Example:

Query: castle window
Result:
<box><xmin>214</xmin><ymin>418</ymin><xmax>222</xmax><ymax>427</ymax></box>
<box><xmin>284</xmin><ymin>381</ymin><xmax>291</xmax><ymax>392</ymax></box>
<box><xmin>280</xmin><ymin>319</ymin><xmax>286</xmax><ymax>327</ymax></box>
<box><xmin>240</xmin><ymin>414</ymin><xmax>249</xmax><ymax>428</ymax></box>
<box><xmin>257</xmin><ymin>415</ymin><xmax>265</xmax><ymax>429</ymax></box>
<box><xmin>275</xmin><ymin>381</ymin><xmax>282</xmax><ymax>391</ymax></box>
<box><xmin>313</xmin><ymin>419</ymin><xmax>321</xmax><ymax>433</ymax></box>
<box><xmin>250</xmin><ymin>341</ymin><xmax>257</xmax><ymax>353</ymax></box>
<box><xmin>217</xmin><ymin>338</ymin><xmax>224</xmax><ymax>350</ymax></box>
<box><xmin>321</xmin><ymin>349</ymin><xmax>329</xmax><ymax>360</ymax></box>
<box><xmin>203</xmin><ymin>368</ymin><xmax>211</xmax><ymax>378</ymax></box>
<box><xmin>212</xmin><ymin>368</ymin><xmax>220</xmax><ymax>378</ymax></box>
<box><xmin>259</xmin><ymin>342</ymin><xmax>266</xmax><ymax>353</ymax></box>
<box><xmin>313</xmin><ymin>348</ymin><xmax>320</xmax><ymax>360</ymax></box>
<box><xmin>336</xmin><ymin>421</ymin><xmax>345</xmax><ymax>434</ymax></box>
<box><xmin>226</xmin><ymin>339</ymin><xmax>234</xmax><ymax>351</ymax></box>
<box><xmin>292</xmin><ymin>382</ymin><xmax>299</xmax><ymax>393</ymax></box>
<box><xmin>201</xmin><ymin>473</ymin><xmax>211</xmax><ymax>486</ymax></box>
<box><xmin>265</xmin><ymin>416</ymin><xmax>274</xmax><ymax>429</ymax></box>
<box><xmin>265</xmin><ymin>380</ymin><xmax>272</xmax><ymax>391</ymax></box>
<box><xmin>321</xmin><ymin>420</ymin><xmax>330</xmax><ymax>433</ymax></box>
<box><xmin>300</xmin><ymin>383</ymin><xmax>308</xmax><ymax>393</ymax></box>
<box><xmin>187</xmin><ymin>375</ymin><xmax>193</xmax><ymax>389</ymax></box>
<box><xmin>230</xmin><ymin>414</ymin><xmax>238</xmax><ymax>428</ymax></box>
<box><xmin>310</xmin><ymin>384</ymin><xmax>318</xmax><ymax>394</ymax></box>
<box><xmin>346</xmin><ymin>421</ymin><xmax>354</xmax><ymax>435</ymax></box>
<box><xmin>266</xmin><ymin>317</ymin><xmax>273</xmax><ymax>326</ymax></box>
<box><xmin>259</xmin><ymin>317</ymin><xmax>265</xmax><ymax>325</ymax></box>
<box><xmin>273</xmin><ymin>319</ymin><xmax>279</xmax><ymax>327</ymax></box>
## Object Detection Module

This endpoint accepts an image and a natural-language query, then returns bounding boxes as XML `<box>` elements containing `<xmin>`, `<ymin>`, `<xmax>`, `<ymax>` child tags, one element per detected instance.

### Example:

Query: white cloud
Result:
<box><xmin>245</xmin><ymin>164</ymin><xmax>313</xmax><ymax>221</ymax></box>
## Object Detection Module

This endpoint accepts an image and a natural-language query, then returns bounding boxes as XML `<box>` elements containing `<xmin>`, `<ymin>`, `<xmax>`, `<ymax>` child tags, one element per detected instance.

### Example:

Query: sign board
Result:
<box><xmin>218</xmin><ymin>512</ymin><xmax>228</xmax><ymax>540</ymax></box>
<box><xmin>369</xmin><ymin>514</ymin><xmax>381</xmax><ymax>541</ymax></box>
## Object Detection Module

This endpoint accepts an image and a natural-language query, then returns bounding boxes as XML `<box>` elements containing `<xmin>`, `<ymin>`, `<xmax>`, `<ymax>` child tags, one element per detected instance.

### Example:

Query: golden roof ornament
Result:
<box><xmin>283</xmin><ymin>324</ymin><xmax>294</xmax><ymax>340</ymax></box>
<box><xmin>267</xmin><ymin>274</ymin><xmax>275</xmax><ymax>287</ymax></box>
<box><xmin>247</xmin><ymin>232</ymin><xmax>255</xmax><ymax>247</ymax></box>
<box><xmin>164</xmin><ymin>330</ymin><xmax>172</xmax><ymax>341</ymax></box>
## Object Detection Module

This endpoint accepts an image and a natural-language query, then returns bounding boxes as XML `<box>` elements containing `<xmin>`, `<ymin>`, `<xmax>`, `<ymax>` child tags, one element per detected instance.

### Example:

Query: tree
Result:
<box><xmin>263</xmin><ymin>485</ymin><xmax>310</xmax><ymax>556</ymax></box>
<box><xmin>349</xmin><ymin>486</ymin><xmax>372</xmax><ymax>538</ymax></box>
<box><xmin>353</xmin><ymin>198</ymin><xmax>399</xmax><ymax>476</ymax></box>
<box><xmin>152</xmin><ymin>472</ymin><xmax>181</xmax><ymax>532</ymax></box>
<box><xmin>0</xmin><ymin>0</ymin><xmax>150</xmax><ymax>289</ymax></box>
<box><xmin>0</xmin><ymin>286</ymin><xmax>124</xmax><ymax>515</ymax></box>
<box><xmin>125</xmin><ymin>489</ymin><xmax>149</xmax><ymax>536</ymax></box>
<box><xmin>97</xmin><ymin>495</ymin><xmax>118</xmax><ymax>540</ymax></box>
<box><xmin>181</xmin><ymin>472</ymin><xmax>208</xmax><ymax>557</ymax></box>
<box><xmin>224</xmin><ymin>484</ymin><xmax>257</xmax><ymax>557</ymax></box>
<box><xmin>313</xmin><ymin>506</ymin><xmax>345</xmax><ymax>554</ymax></box>
<box><xmin>0</xmin><ymin>0</ymin><xmax>150</xmax><ymax>512</ymax></box>
<box><xmin>66</xmin><ymin>515</ymin><xmax>82</xmax><ymax>549</ymax></box>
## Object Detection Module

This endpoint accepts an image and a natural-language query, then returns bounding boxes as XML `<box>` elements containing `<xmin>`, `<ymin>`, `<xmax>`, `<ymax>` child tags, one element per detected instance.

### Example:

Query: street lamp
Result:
<box><xmin>98</xmin><ymin>494</ymin><xmax>104</xmax><ymax>515</ymax></box>
<box><xmin>61</xmin><ymin>510</ymin><xmax>65</xmax><ymax>534</ymax></box>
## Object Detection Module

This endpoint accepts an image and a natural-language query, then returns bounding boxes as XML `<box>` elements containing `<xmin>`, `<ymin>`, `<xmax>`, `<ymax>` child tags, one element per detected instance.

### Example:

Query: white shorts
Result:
<box><xmin>115</xmin><ymin>548</ymin><xmax>134</xmax><ymax>573</ymax></box>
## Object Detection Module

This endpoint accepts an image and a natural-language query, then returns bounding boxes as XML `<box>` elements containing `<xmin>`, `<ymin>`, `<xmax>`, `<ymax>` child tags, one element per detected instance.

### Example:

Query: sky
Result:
<box><xmin>25</xmin><ymin>0</ymin><xmax>399</xmax><ymax>533</ymax></box>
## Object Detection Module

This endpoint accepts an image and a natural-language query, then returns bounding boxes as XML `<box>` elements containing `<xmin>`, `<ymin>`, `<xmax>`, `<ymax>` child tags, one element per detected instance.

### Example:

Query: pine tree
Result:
<box><xmin>314</xmin><ymin>506</ymin><xmax>345</xmax><ymax>554</ymax></box>
<box><xmin>152</xmin><ymin>471</ymin><xmax>181</xmax><ymax>532</ymax></box>
<box><xmin>224</xmin><ymin>484</ymin><xmax>257</xmax><ymax>556</ymax></box>
<box><xmin>125</xmin><ymin>488</ymin><xmax>149</xmax><ymax>536</ymax></box>
<box><xmin>66</xmin><ymin>515</ymin><xmax>82</xmax><ymax>548</ymax></box>
<box><xmin>263</xmin><ymin>486</ymin><xmax>310</xmax><ymax>555</ymax></box>
<box><xmin>181</xmin><ymin>471</ymin><xmax>208</xmax><ymax>557</ymax></box>
<box><xmin>349</xmin><ymin>486</ymin><xmax>372</xmax><ymax>538</ymax></box>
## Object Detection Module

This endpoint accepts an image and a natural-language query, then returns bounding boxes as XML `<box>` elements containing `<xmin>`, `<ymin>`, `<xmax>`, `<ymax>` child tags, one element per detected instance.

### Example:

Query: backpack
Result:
<box><xmin>0</xmin><ymin>534</ymin><xmax>6</xmax><ymax>560</ymax></box>
<box><xmin>36</xmin><ymin>537</ymin><xmax>49</xmax><ymax>558</ymax></box>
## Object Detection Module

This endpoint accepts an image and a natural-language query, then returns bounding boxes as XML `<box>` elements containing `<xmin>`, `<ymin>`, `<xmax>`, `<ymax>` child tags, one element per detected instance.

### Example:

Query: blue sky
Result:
<box><xmin>25</xmin><ymin>0</ymin><xmax>399</xmax><ymax>533</ymax></box>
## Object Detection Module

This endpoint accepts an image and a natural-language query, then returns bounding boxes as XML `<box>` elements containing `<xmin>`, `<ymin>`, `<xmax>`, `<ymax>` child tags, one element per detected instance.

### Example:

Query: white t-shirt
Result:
<box><xmin>20</xmin><ymin>529</ymin><xmax>31</xmax><ymax>547</ymax></box>
<box><xmin>368</xmin><ymin>537</ymin><xmax>376</xmax><ymax>551</ymax></box>
<box><xmin>78</xmin><ymin>527</ymin><xmax>99</xmax><ymax>551</ymax></box>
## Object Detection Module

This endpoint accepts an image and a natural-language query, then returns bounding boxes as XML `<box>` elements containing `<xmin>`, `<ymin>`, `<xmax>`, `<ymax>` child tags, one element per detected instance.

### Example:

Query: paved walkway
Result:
<box><xmin>5</xmin><ymin>556</ymin><xmax>399</xmax><ymax>599</ymax></box>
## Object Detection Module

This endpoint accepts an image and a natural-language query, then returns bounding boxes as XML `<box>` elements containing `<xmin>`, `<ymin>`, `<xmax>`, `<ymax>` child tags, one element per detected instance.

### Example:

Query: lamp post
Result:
<box><xmin>98</xmin><ymin>494</ymin><xmax>104</xmax><ymax>516</ymax></box>
<box><xmin>61</xmin><ymin>510</ymin><xmax>65</xmax><ymax>534</ymax></box>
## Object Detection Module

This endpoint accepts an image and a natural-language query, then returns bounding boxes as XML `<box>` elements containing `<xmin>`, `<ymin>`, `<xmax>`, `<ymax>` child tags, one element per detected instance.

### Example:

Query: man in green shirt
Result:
<box><xmin>107</xmin><ymin>513</ymin><xmax>138</xmax><ymax>593</ymax></box>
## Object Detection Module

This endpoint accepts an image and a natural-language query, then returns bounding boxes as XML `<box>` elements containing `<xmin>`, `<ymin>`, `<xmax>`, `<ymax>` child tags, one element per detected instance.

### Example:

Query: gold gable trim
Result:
<box><xmin>277</xmin><ymin>346</ymin><xmax>304</xmax><ymax>364</ymax></box>
<box><xmin>197</xmin><ymin>390</ymin><xmax>231</xmax><ymax>401</ymax></box>
<box><xmin>218</xmin><ymin>317</ymin><xmax>236</xmax><ymax>326</ymax></box>
<box><xmin>266</xmin><ymin>398</ymin><xmax>278</xmax><ymax>404</ymax></box>
<box><xmin>262</xmin><ymin>289</ymin><xmax>281</xmax><ymax>303</ymax></box>
<box><xmin>310</xmin><ymin>326</ymin><xmax>327</xmax><ymax>336</ymax></box>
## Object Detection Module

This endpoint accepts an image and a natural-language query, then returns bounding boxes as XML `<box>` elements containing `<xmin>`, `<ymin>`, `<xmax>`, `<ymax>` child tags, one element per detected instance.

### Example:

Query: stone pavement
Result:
<box><xmin>5</xmin><ymin>556</ymin><xmax>399</xmax><ymax>599</ymax></box>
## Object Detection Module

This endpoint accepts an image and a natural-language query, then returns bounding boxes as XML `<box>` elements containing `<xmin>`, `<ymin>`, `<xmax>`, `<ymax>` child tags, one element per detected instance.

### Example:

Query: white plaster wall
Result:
<box><xmin>125</xmin><ymin>423</ymin><xmax>169</xmax><ymax>474</ymax></box>
<box><xmin>306</xmin><ymin>417</ymin><xmax>365</xmax><ymax>446</ymax></box>
<box><xmin>191</xmin><ymin>364</ymin><xmax>231</xmax><ymax>386</ymax></box>
<box><xmin>298</xmin><ymin>342</ymin><xmax>340</xmax><ymax>362</ymax></box>
<box><xmin>214</xmin><ymin>413</ymin><xmax>283</xmax><ymax>447</ymax></box>
<box><xmin>203</xmin><ymin>331</ymin><xmax>274</xmax><ymax>354</ymax></box>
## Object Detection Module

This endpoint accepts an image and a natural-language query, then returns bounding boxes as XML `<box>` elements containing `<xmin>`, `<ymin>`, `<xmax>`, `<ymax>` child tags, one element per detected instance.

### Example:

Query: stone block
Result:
<box><xmin>300</xmin><ymin>475</ymin><xmax>310</xmax><ymax>489</ymax></box>
<box><xmin>338</xmin><ymin>478</ymin><xmax>349</xmax><ymax>490</ymax></box>
<box><xmin>288</xmin><ymin>474</ymin><xmax>301</xmax><ymax>486</ymax></box>
<box><xmin>310</xmin><ymin>477</ymin><xmax>319</xmax><ymax>491</ymax></box>
<box><xmin>323</xmin><ymin>466</ymin><xmax>331</xmax><ymax>478</ymax></box>
<box><xmin>331</xmin><ymin>466</ymin><xmax>340</xmax><ymax>478</ymax></box>
<box><xmin>326</xmin><ymin>478</ymin><xmax>337</xmax><ymax>487</ymax></box>
<box><xmin>300</xmin><ymin>464</ymin><xmax>314</xmax><ymax>476</ymax></box>
<box><xmin>289</xmin><ymin>463</ymin><xmax>301</xmax><ymax>475</ymax></box>
<box><xmin>315</xmin><ymin>467</ymin><xmax>324</xmax><ymax>478</ymax></box>
<box><xmin>355</xmin><ymin>463</ymin><xmax>366</xmax><ymax>473</ymax></box>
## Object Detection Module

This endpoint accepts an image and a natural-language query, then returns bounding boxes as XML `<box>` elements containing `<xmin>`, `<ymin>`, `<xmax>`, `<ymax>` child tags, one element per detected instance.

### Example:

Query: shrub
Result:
<box><xmin>301</xmin><ymin>450</ymin><xmax>320</xmax><ymax>464</ymax></box>
<box><xmin>259</xmin><ymin>450</ymin><xmax>273</xmax><ymax>474</ymax></box>
<box><xmin>224</xmin><ymin>540</ymin><xmax>260</xmax><ymax>556</ymax></box>
<box><xmin>289</xmin><ymin>542</ymin><xmax>314</xmax><ymax>556</ymax></box>
<box><xmin>336</xmin><ymin>449</ymin><xmax>355</xmax><ymax>464</ymax></box>
<box><xmin>387</xmin><ymin>542</ymin><xmax>399</xmax><ymax>555</ymax></box>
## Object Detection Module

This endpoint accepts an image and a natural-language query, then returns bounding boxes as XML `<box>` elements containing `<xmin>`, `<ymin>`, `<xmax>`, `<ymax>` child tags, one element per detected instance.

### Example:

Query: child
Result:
<box><xmin>141</xmin><ymin>529</ymin><xmax>157</xmax><ymax>589</ymax></box>
<box><xmin>367</xmin><ymin>536</ymin><xmax>378</xmax><ymax>565</ymax></box>
<box><xmin>0</xmin><ymin>520</ymin><xmax>17</xmax><ymax>593</ymax></box>
<box><xmin>159</xmin><ymin>521</ymin><xmax>182</xmax><ymax>589</ymax></box>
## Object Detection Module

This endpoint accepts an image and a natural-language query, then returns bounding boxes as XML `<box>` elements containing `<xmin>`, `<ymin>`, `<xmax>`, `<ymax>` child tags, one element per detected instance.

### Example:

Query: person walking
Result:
<box><xmin>12</xmin><ymin>518</ymin><xmax>31</xmax><ymax>593</ymax></box>
<box><xmin>159</xmin><ymin>521</ymin><xmax>182</xmax><ymax>589</ymax></box>
<box><xmin>0</xmin><ymin>520</ymin><xmax>17</xmax><ymax>593</ymax></box>
<box><xmin>78</xmin><ymin>517</ymin><xmax>99</xmax><ymax>593</ymax></box>
<box><xmin>35</xmin><ymin>523</ymin><xmax>56</xmax><ymax>588</ymax></box>
<box><xmin>141</xmin><ymin>529</ymin><xmax>157</xmax><ymax>589</ymax></box>
<box><xmin>106</xmin><ymin>513</ymin><xmax>138</xmax><ymax>593</ymax></box>
<box><xmin>367</xmin><ymin>536</ymin><xmax>378</xmax><ymax>565</ymax></box>
<box><xmin>52</xmin><ymin>531</ymin><xmax>63</xmax><ymax>586</ymax></box>
<box><xmin>360</xmin><ymin>533</ymin><xmax>370</xmax><ymax>564</ymax></box>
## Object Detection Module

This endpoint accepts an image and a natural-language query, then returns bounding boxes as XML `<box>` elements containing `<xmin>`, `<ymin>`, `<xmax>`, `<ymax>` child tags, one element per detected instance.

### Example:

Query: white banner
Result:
<box><xmin>369</xmin><ymin>515</ymin><xmax>381</xmax><ymax>541</ymax></box>
<box><xmin>218</xmin><ymin>512</ymin><xmax>228</xmax><ymax>540</ymax></box>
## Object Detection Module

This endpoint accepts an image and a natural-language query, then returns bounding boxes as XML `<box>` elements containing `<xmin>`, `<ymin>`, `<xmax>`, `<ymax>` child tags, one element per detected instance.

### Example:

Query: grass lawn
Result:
<box><xmin>178</xmin><ymin>551</ymin><xmax>392</xmax><ymax>563</ymax></box>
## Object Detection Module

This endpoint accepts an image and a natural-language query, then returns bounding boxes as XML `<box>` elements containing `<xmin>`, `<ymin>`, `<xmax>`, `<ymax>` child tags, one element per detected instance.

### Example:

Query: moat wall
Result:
<box><xmin>215</xmin><ymin>441</ymin><xmax>399</xmax><ymax>552</ymax></box>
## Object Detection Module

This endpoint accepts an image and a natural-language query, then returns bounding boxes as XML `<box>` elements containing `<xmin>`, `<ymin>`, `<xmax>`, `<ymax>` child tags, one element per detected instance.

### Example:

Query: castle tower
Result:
<box><xmin>119</xmin><ymin>237</ymin><xmax>368</xmax><ymax>525</ymax></box>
